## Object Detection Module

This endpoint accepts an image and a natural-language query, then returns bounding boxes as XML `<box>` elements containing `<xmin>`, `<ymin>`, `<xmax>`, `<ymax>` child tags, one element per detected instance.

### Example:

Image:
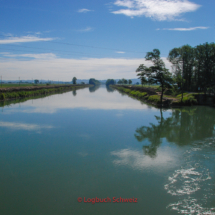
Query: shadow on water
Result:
<box><xmin>89</xmin><ymin>85</ymin><xmax>100</xmax><ymax>93</ymax></box>
<box><xmin>134</xmin><ymin>107</ymin><xmax>215</xmax><ymax>158</ymax></box>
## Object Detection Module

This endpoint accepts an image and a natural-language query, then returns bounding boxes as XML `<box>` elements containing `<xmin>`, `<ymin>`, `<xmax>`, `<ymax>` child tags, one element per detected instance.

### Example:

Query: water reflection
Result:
<box><xmin>135</xmin><ymin>107</ymin><xmax>215</xmax><ymax>157</ymax></box>
<box><xmin>89</xmin><ymin>85</ymin><xmax>100</xmax><ymax>93</ymax></box>
<box><xmin>0</xmin><ymin>87</ymin><xmax>151</xmax><ymax>113</ymax></box>
<box><xmin>106</xmin><ymin>85</ymin><xmax>115</xmax><ymax>93</ymax></box>
<box><xmin>72</xmin><ymin>90</ymin><xmax>77</xmax><ymax>96</ymax></box>
<box><xmin>111</xmin><ymin>147</ymin><xmax>179</xmax><ymax>172</ymax></box>
<box><xmin>0</xmin><ymin>121</ymin><xmax>54</xmax><ymax>131</ymax></box>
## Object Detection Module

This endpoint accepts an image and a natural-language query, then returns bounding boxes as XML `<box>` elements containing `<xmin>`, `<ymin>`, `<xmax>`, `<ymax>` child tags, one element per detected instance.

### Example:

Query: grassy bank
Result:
<box><xmin>0</xmin><ymin>84</ymin><xmax>90</xmax><ymax>101</ymax></box>
<box><xmin>112</xmin><ymin>85</ymin><xmax>201</xmax><ymax>107</ymax></box>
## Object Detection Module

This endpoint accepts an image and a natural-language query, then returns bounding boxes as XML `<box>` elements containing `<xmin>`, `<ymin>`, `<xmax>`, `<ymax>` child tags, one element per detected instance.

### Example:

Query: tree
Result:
<box><xmin>168</xmin><ymin>45</ymin><xmax>194</xmax><ymax>99</ymax></box>
<box><xmin>136</xmin><ymin>64</ymin><xmax>150</xmax><ymax>87</ymax></box>
<box><xmin>72</xmin><ymin>77</ymin><xmax>77</xmax><ymax>84</ymax></box>
<box><xmin>194</xmin><ymin>43</ymin><xmax>215</xmax><ymax>94</ymax></box>
<box><xmin>146</xmin><ymin>49</ymin><xmax>173</xmax><ymax>104</ymax></box>
<box><xmin>117</xmin><ymin>80</ymin><xmax>123</xmax><ymax>84</ymax></box>
<box><xmin>128</xmin><ymin>79</ymin><xmax>132</xmax><ymax>85</ymax></box>
<box><xmin>89</xmin><ymin>78</ymin><xmax>100</xmax><ymax>86</ymax></box>
<box><xmin>121</xmin><ymin>78</ymin><xmax>128</xmax><ymax>84</ymax></box>
<box><xmin>34</xmin><ymin>79</ymin><xmax>39</xmax><ymax>84</ymax></box>
<box><xmin>106</xmin><ymin>79</ymin><xmax>115</xmax><ymax>86</ymax></box>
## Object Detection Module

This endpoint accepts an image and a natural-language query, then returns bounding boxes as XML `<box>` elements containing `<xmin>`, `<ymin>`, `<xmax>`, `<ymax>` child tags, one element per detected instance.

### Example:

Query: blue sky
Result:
<box><xmin>0</xmin><ymin>0</ymin><xmax>214</xmax><ymax>80</ymax></box>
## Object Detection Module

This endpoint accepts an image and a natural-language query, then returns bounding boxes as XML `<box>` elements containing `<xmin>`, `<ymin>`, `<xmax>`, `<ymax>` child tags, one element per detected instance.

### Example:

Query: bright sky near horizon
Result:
<box><xmin>0</xmin><ymin>0</ymin><xmax>214</xmax><ymax>80</ymax></box>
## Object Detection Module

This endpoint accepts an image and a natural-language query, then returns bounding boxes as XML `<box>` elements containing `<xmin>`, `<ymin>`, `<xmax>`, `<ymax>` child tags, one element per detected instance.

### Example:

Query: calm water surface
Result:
<box><xmin>0</xmin><ymin>86</ymin><xmax>215</xmax><ymax>215</ymax></box>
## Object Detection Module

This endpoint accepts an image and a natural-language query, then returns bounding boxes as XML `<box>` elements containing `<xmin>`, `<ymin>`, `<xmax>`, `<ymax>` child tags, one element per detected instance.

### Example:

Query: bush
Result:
<box><xmin>147</xmin><ymin>95</ymin><xmax>161</xmax><ymax>104</ymax></box>
<box><xmin>0</xmin><ymin>93</ymin><xmax>5</xmax><ymax>100</ymax></box>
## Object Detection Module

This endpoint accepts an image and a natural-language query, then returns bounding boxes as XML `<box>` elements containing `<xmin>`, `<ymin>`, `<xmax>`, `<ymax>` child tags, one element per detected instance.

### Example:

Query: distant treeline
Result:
<box><xmin>106</xmin><ymin>79</ymin><xmax>133</xmax><ymax>86</ymax></box>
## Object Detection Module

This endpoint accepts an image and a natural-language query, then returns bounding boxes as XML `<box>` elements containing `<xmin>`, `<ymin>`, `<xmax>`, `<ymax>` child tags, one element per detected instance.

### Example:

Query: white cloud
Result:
<box><xmin>116</xmin><ymin>51</ymin><xmax>125</xmax><ymax>54</ymax></box>
<box><xmin>112</xmin><ymin>0</ymin><xmax>201</xmax><ymax>21</ymax></box>
<box><xmin>0</xmin><ymin>121</ymin><xmax>53</xmax><ymax>131</ymax></box>
<box><xmin>76</xmin><ymin>27</ymin><xmax>93</xmax><ymax>32</ymax></box>
<box><xmin>0</xmin><ymin>36</ymin><xmax>54</xmax><ymax>44</ymax></box>
<box><xmin>0</xmin><ymin>55</ymin><xmax>172</xmax><ymax>80</ymax></box>
<box><xmin>157</xmin><ymin>26</ymin><xmax>209</xmax><ymax>31</ymax></box>
<box><xmin>78</xmin><ymin>8</ymin><xmax>93</xmax><ymax>13</ymax></box>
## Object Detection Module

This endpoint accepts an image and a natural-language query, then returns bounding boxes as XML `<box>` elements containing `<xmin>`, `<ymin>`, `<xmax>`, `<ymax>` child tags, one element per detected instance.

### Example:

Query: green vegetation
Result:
<box><xmin>117</xmin><ymin>78</ymin><xmax>131</xmax><ymax>85</ymax></box>
<box><xmin>113</xmin><ymin>85</ymin><xmax>198</xmax><ymax>107</ymax></box>
<box><xmin>34</xmin><ymin>79</ymin><xmax>39</xmax><ymax>84</ymax></box>
<box><xmin>89</xmin><ymin>78</ymin><xmax>100</xmax><ymax>86</ymax></box>
<box><xmin>72</xmin><ymin>77</ymin><xmax>77</xmax><ymax>84</ymax></box>
<box><xmin>106</xmin><ymin>79</ymin><xmax>115</xmax><ymax>86</ymax></box>
<box><xmin>168</xmin><ymin>42</ymin><xmax>215</xmax><ymax>97</ymax></box>
<box><xmin>147</xmin><ymin>95</ymin><xmax>161</xmax><ymax>104</ymax></box>
<box><xmin>132</xmin><ymin>42</ymin><xmax>215</xmax><ymax>106</ymax></box>
<box><xmin>136</xmin><ymin>49</ymin><xmax>173</xmax><ymax>104</ymax></box>
<box><xmin>0</xmin><ymin>85</ymin><xmax>87</xmax><ymax>101</ymax></box>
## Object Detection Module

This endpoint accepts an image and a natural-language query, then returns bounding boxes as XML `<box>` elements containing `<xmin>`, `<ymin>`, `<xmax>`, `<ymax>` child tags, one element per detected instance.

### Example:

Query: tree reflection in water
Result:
<box><xmin>106</xmin><ymin>85</ymin><xmax>115</xmax><ymax>93</ymax></box>
<box><xmin>135</xmin><ymin>107</ymin><xmax>215</xmax><ymax>158</ymax></box>
<box><xmin>72</xmin><ymin>90</ymin><xmax>77</xmax><ymax>96</ymax></box>
<box><xmin>89</xmin><ymin>85</ymin><xmax>100</xmax><ymax>93</ymax></box>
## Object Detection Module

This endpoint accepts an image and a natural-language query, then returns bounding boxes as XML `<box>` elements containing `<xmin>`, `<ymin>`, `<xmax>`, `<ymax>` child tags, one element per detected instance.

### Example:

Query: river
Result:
<box><xmin>0</xmin><ymin>85</ymin><xmax>215</xmax><ymax>215</ymax></box>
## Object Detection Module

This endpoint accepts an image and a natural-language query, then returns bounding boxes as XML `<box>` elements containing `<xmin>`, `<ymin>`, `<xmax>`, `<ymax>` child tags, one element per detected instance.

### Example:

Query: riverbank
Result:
<box><xmin>0</xmin><ymin>84</ymin><xmax>91</xmax><ymax>101</ymax></box>
<box><xmin>112</xmin><ymin>85</ymin><xmax>215</xmax><ymax>107</ymax></box>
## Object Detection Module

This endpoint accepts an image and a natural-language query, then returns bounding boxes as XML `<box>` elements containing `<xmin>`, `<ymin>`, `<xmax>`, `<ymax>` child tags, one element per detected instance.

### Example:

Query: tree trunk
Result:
<box><xmin>160</xmin><ymin>85</ymin><xmax>164</xmax><ymax>104</ymax></box>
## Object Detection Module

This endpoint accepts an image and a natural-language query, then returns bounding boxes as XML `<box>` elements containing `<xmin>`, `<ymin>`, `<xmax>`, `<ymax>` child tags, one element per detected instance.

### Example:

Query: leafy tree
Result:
<box><xmin>89</xmin><ymin>78</ymin><xmax>100</xmax><ymax>86</ymax></box>
<box><xmin>168</xmin><ymin>45</ymin><xmax>194</xmax><ymax>98</ymax></box>
<box><xmin>146</xmin><ymin>49</ymin><xmax>173</xmax><ymax>103</ymax></box>
<box><xmin>194</xmin><ymin>43</ymin><xmax>215</xmax><ymax>93</ymax></box>
<box><xmin>34</xmin><ymin>79</ymin><xmax>39</xmax><ymax>84</ymax></box>
<box><xmin>136</xmin><ymin>64</ymin><xmax>150</xmax><ymax>87</ymax></box>
<box><xmin>121</xmin><ymin>78</ymin><xmax>128</xmax><ymax>84</ymax></box>
<box><xmin>106</xmin><ymin>79</ymin><xmax>115</xmax><ymax>86</ymax></box>
<box><xmin>117</xmin><ymin>80</ymin><xmax>123</xmax><ymax>84</ymax></box>
<box><xmin>128</xmin><ymin>79</ymin><xmax>132</xmax><ymax>85</ymax></box>
<box><xmin>72</xmin><ymin>77</ymin><xmax>77</xmax><ymax>84</ymax></box>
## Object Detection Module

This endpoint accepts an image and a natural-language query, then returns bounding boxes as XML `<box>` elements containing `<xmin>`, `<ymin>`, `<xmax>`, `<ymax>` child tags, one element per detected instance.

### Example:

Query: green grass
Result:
<box><xmin>133</xmin><ymin>85</ymin><xmax>160</xmax><ymax>89</ymax></box>
<box><xmin>114</xmin><ymin>85</ymin><xmax>198</xmax><ymax>106</ymax></box>
<box><xmin>0</xmin><ymin>85</ymin><xmax>86</xmax><ymax>101</ymax></box>
<box><xmin>147</xmin><ymin>95</ymin><xmax>161</xmax><ymax>104</ymax></box>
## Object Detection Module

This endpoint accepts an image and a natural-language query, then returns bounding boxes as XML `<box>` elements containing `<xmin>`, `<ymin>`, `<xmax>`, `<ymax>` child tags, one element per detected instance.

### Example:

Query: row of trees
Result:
<box><xmin>136</xmin><ymin>42</ymin><xmax>215</xmax><ymax>103</ymax></box>
<box><xmin>168</xmin><ymin>43</ymin><xmax>215</xmax><ymax>93</ymax></box>
<box><xmin>117</xmin><ymin>79</ymin><xmax>132</xmax><ymax>85</ymax></box>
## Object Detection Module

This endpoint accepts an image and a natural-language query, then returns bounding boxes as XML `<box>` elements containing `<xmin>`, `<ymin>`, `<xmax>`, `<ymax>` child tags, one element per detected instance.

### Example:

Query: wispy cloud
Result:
<box><xmin>76</xmin><ymin>27</ymin><xmax>93</xmax><ymax>32</ymax></box>
<box><xmin>157</xmin><ymin>26</ymin><xmax>209</xmax><ymax>31</ymax></box>
<box><xmin>112</xmin><ymin>0</ymin><xmax>201</xmax><ymax>21</ymax></box>
<box><xmin>0</xmin><ymin>35</ymin><xmax>54</xmax><ymax>44</ymax></box>
<box><xmin>116</xmin><ymin>51</ymin><xmax>125</xmax><ymax>54</ymax></box>
<box><xmin>78</xmin><ymin>8</ymin><xmax>93</xmax><ymax>13</ymax></box>
<box><xmin>1</xmin><ymin>53</ymin><xmax>57</xmax><ymax>59</ymax></box>
<box><xmin>0</xmin><ymin>121</ymin><xmax>54</xmax><ymax>131</ymax></box>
